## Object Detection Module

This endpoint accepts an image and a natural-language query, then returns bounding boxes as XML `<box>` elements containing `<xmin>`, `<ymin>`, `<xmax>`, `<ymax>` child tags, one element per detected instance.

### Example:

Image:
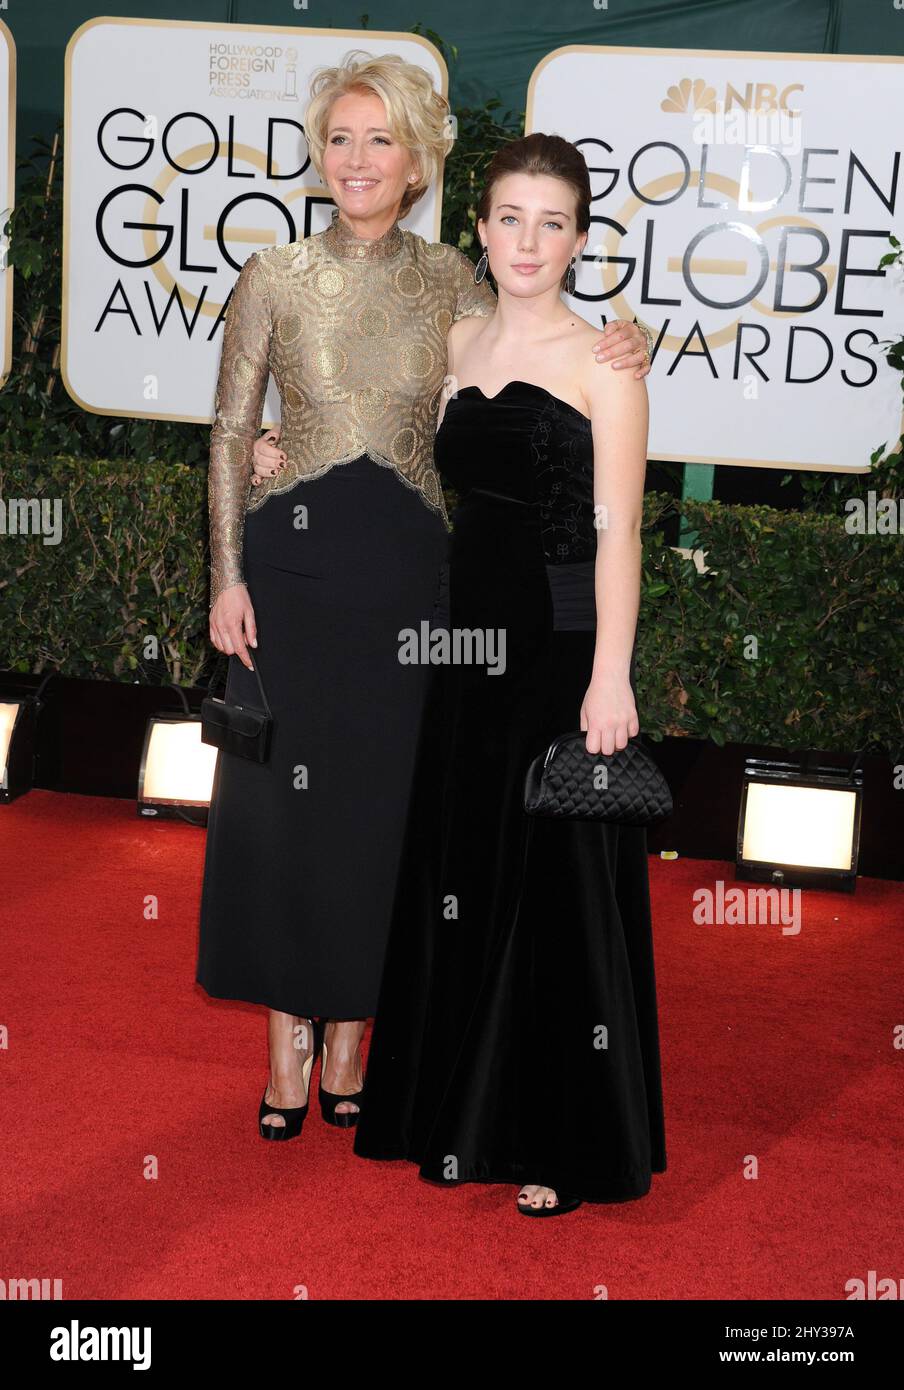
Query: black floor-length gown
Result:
<box><xmin>196</xmin><ymin>459</ymin><xmax>447</xmax><ymax>1019</ymax></box>
<box><xmin>354</xmin><ymin>381</ymin><xmax>667</xmax><ymax>1202</ymax></box>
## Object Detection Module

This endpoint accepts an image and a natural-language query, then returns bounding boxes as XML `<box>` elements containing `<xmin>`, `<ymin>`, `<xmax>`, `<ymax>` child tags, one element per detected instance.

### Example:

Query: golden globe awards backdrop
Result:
<box><xmin>528</xmin><ymin>45</ymin><xmax>904</xmax><ymax>472</ymax></box>
<box><xmin>61</xmin><ymin>18</ymin><xmax>447</xmax><ymax>424</ymax></box>
<box><xmin>0</xmin><ymin>17</ymin><xmax>15</xmax><ymax>390</ymax></box>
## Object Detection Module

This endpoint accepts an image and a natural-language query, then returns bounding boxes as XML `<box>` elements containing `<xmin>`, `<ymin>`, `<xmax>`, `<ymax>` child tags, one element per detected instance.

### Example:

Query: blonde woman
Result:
<box><xmin>197</xmin><ymin>50</ymin><xmax>650</xmax><ymax>1140</ymax></box>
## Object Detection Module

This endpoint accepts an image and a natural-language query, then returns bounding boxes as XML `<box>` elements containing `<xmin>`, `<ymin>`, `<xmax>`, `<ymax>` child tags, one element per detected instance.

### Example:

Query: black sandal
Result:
<box><xmin>258</xmin><ymin>1018</ymin><xmax>324</xmax><ymax>1141</ymax></box>
<box><xmin>319</xmin><ymin>1034</ymin><xmax>364</xmax><ymax>1128</ymax></box>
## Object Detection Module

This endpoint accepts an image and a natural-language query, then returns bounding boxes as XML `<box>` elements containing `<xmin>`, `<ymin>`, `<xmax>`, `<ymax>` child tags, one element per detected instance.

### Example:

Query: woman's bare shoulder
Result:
<box><xmin>565</xmin><ymin>312</ymin><xmax>605</xmax><ymax>348</ymax></box>
<box><xmin>448</xmin><ymin>312</ymin><xmax>485</xmax><ymax>342</ymax></box>
<box><xmin>447</xmin><ymin>313</ymin><xmax>487</xmax><ymax>376</ymax></box>
<box><xmin>568</xmin><ymin>315</ymin><xmax>647</xmax><ymax>401</ymax></box>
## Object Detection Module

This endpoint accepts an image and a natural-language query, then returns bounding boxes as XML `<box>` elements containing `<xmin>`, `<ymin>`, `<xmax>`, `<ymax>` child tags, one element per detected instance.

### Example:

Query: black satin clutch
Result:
<box><xmin>200</xmin><ymin>651</ymin><xmax>273</xmax><ymax>763</ymax></box>
<box><xmin>524</xmin><ymin>731</ymin><xmax>672</xmax><ymax>826</ymax></box>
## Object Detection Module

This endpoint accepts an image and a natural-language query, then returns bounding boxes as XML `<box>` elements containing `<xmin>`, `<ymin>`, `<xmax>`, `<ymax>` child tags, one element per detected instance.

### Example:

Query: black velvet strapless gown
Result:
<box><xmin>353</xmin><ymin>382</ymin><xmax>667</xmax><ymax>1203</ymax></box>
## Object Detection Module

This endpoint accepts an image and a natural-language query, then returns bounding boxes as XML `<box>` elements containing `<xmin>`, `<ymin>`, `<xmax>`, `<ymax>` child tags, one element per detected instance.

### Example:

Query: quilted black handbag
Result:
<box><xmin>523</xmin><ymin>731</ymin><xmax>672</xmax><ymax>826</ymax></box>
<box><xmin>200</xmin><ymin>651</ymin><xmax>273</xmax><ymax>763</ymax></box>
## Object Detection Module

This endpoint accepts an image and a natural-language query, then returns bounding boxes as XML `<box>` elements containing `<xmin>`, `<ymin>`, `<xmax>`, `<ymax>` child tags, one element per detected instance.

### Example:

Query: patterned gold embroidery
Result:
<box><xmin>401</xmin><ymin>343</ymin><xmax>435</xmax><ymax>378</ymax></box>
<box><xmin>355</xmin><ymin>385</ymin><xmax>390</xmax><ymax>421</ymax></box>
<box><xmin>283</xmin><ymin>380</ymin><xmax>305</xmax><ymax>410</ymax></box>
<box><xmin>233</xmin><ymin>354</ymin><xmax>255</xmax><ymax>385</ymax></box>
<box><xmin>207</xmin><ymin>207</ymin><xmax>498</xmax><ymax>607</ymax></box>
<box><xmin>395</xmin><ymin>265</ymin><xmax>425</xmax><ymax>297</ymax></box>
<box><xmin>312</xmin><ymin>345</ymin><xmax>348</xmax><ymax>380</ymax></box>
<box><xmin>357</xmin><ymin>305</ymin><xmax>388</xmax><ymax>337</ymax></box>
<box><xmin>276</xmin><ymin>313</ymin><xmax>302</xmax><ymax>345</ymax></box>
<box><xmin>391</xmin><ymin>428</ymin><xmax>417</xmax><ymax>464</ymax></box>
<box><xmin>315</xmin><ymin>267</ymin><xmax>345</xmax><ymax>299</ymax></box>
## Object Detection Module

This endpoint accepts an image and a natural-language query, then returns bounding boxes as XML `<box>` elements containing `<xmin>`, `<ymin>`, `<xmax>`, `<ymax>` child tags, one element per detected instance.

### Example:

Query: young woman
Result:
<box><xmin>348</xmin><ymin>134</ymin><xmax>667</xmax><ymax>1216</ymax></box>
<box><xmin>198</xmin><ymin>51</ymin><xmax>650</xmax><ymax>1140</ymax></box>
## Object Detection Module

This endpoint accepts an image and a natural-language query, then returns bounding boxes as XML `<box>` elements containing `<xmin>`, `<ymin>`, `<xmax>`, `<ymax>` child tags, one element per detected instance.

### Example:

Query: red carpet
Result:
<box><xmin>1</xmin><ymin>790</ymin><xmax>901</xmax><ymax>1300</ymax></box>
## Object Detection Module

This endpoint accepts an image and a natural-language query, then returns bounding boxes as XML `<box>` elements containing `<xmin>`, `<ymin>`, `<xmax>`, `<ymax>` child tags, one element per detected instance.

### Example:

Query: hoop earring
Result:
<box><xmin>565</xmin><ymin>256</ymin><xmax>576</xmax><ymax>296</ymax></box>
<box><xmin>474</xmin><ymin>248</ymin><xmax>489</xmax><ymax>284</ymax></box>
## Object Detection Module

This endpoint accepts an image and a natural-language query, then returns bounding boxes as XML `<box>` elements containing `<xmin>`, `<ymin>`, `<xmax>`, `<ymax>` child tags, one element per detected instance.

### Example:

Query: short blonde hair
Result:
<box><xmin>305</xmin><ymin>50</ymin><xmax>453</xmax><ymax>219</ymax></box>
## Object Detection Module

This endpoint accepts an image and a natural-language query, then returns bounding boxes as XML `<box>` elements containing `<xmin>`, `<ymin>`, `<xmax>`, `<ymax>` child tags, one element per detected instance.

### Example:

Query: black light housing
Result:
<box><xmin>0</xmin><ymin>673</ymin><xmax>56</xmax><ymax>804</ymax></box>
<box><xmin>0</xmin><ymin>695</ymin><xmax>38</xmax><ymax>803</ymax></box>
<box><xmin>736</xmin><ymin>754</ymin><xmax>864</xmax><ymax>893</ymax></box>
<box><xmin>137</xmin><ymin>710</ymin><xmax>218</xmax><ymax>825</ymax></box>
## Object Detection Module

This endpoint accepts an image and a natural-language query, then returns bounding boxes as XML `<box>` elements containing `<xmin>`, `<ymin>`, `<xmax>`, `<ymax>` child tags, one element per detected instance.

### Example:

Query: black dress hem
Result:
<box><xmin>196</xmin><ymin>978</ymin><xmax>374</xmax><ymax>1022</ymax></box>
<box><xmin>356</xmin><ymin>1150</ymin><xmax>666</xmax><ymax>1205</ymax></box>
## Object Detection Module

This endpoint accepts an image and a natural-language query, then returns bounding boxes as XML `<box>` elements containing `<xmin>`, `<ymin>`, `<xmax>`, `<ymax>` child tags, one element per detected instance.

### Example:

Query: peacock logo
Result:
<box><xmin>660</xmin><ymin>79</ymin><xmax>718</xmax><ymax>115</ymax></box>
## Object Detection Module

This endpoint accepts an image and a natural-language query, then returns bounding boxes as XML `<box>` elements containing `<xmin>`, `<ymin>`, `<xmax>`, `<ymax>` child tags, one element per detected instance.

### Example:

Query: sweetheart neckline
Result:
<box><xmin>453</xmin><ymin>380</ymin><xmax>592</xmax><ymax>425</ymax></box>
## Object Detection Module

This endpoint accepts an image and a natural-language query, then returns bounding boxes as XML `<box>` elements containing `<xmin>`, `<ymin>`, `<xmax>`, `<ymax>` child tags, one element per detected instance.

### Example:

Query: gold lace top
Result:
<box><xmin>207</xmin><ymin>207</ymin><xmax>498</xmax><ymax>606</ymax></box>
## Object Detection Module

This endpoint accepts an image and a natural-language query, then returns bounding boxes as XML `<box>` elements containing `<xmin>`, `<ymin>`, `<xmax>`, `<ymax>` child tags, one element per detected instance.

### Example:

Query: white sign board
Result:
<box><xmin>528</xmin><ymin>46</ymin><xmax>904</xmax><ymax>471</ymax></box>
<box><xmin>63</xmin><ymin>18</ymin><xmax>447</xmax><ymax>424</ymax></box>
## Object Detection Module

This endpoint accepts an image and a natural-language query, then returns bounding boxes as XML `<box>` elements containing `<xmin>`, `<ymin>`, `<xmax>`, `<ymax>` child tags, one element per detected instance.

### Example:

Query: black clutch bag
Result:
<box><xmin>524</xmin><ymin>731</ymin><xmax>672</xmax><ymax>826</ymax></box>
<box><xmin>200</xmin><ymin>650</ymin><xmax>273</xmax><ymax>763</ymax></box>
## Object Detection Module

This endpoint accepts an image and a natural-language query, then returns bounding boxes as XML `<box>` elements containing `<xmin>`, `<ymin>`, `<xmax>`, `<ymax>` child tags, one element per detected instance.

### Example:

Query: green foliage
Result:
<box><xmin>636</xmin><ymin>495</ymin><xmax>904</xmax><ymax>759</ymax></box>
<box><xmin>0</xmin><ymin>455</ymin><xmax>209</xmax><ymax>687</ymax></box>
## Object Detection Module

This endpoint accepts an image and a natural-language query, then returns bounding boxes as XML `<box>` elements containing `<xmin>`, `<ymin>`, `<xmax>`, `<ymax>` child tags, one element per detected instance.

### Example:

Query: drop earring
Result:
<box><xmin>474</xmin><ymin>246</ymin><xmax>489</xmax><ymax>284</ymax></box>
<box><xmin>565</xmin><ymin>256</ymin><xmax>576</xmax><ymax>296</ymax></box>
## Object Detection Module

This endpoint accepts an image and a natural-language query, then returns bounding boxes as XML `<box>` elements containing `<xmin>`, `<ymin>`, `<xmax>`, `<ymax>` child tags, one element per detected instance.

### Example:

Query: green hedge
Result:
<box><xmin>0</xmin><ymin>456</ymin><xmax>209</xmax><ymax>688</ymax></box>
<box><xmin>641</xmin><ymin>494</ymin><xmax>902</xmax><ymax>756</ymax></box>
<box><xmin>1</xmin><ymin>455</ymin><xmax>901</xmax><ymax>757</ymax></box>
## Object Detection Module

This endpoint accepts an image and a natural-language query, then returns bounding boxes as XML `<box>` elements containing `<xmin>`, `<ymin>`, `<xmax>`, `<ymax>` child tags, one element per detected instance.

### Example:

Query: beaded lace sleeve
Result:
<box><xmin>208</xmin><ymin>250</ymin><xmax>273</xmax><ymax>609</ymax></box>
<box><xmin>449</xmin><ymin>246</ymin><xmax>497</xmax><ymax>322</ymax></box>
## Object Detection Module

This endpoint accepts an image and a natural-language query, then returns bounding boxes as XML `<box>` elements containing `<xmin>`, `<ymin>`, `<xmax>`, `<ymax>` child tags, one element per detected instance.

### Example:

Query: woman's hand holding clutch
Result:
<box><xmin>209</xmin><ymin>584</ymin><xmax>258</xmax><ymax>671</ymax></box>
<box><xmin>580</xmin><ymin>674</ymin><xmax>640</xmax><ymax>756</ymax></box>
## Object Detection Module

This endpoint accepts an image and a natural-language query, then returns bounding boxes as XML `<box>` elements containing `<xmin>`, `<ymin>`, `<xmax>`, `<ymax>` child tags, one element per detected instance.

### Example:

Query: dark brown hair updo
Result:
<box><xmin>476</xmin><ymin>132</ymin><xmax>592</xmax><ymax>292</ymax></box>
